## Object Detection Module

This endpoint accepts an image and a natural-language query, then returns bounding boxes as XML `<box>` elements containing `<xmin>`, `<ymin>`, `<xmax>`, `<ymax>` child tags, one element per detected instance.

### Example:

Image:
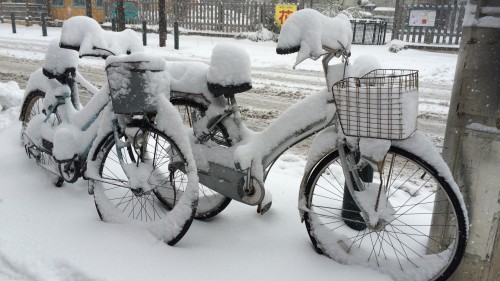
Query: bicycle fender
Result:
<box><xmin>298</xmin><ymin>126</ymin><xmax>339</xmax><ymax>221</ymax></box>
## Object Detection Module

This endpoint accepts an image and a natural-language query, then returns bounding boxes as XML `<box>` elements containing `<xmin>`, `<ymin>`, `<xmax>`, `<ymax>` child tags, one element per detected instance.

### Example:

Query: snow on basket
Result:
<box><xmin>332</xmin><ymin>69</ymin><xmax>418</xmax><ymax>140</ymax></box>
<box><xmin>105</xmin><ymin>53</ymin><xmax>167</xmax><ymax>115</ymax></box>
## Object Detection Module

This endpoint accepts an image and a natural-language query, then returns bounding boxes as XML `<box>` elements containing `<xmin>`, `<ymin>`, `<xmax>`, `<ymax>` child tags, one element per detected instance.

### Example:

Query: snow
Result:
<box><xmin>463</xmin><ymin>2</ymin><xmax>500</xmax><ymax>28</ymax></box>
<box><xmin>0</xmin><ymin>81</ymin><xmax>22</xmax><ymax>130</ymax></box>
<box><xmin>0</xmin><ymin>20</ymin><xmax>467</xmax><ymax>281</ymax></box>
<box><xmin>0</xmin><ymin>120</ymin><xmax>391</xmax><ymax>281</ymax></box>
<box><xmin>277</xmin><ymin>9</ymin><xmax>353</xmax><ymax>67</ymax></box>
<box><xmin>44</xmin><ymin>39</ymin><xmax>79</xmax><ymax>76</ymax></box>
<box><xmin>60</xmin><ymin>16</ymin><xmax>143</xmax><ymax>57</ymax></box>
<box><xmin>467</xmin><ymin>122</ymin><xmax>500</xmax><ymax>134</ymax></box>
<box><xmin>207</xmin><ymin>43</ymin><xmax>252</xmax><ymax>87</ymax></box>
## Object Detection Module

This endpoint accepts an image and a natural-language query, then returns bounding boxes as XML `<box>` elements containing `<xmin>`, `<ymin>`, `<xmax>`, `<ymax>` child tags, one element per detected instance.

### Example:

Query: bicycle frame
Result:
<box><xmin>180</xmin><ymin>54</ymin><xmax>375</xmax><ymax>216</ymax></box>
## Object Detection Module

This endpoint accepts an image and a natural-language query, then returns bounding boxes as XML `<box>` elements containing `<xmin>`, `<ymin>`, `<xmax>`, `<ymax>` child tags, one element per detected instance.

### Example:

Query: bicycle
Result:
<box><xmin>19</xmin><ymin>16</ymin><xmax>199</xmax><ymax>245</ymax></box>
<box><xmin>162</xmin><ymin>9</ymin><xmax>468</xmax><ymax>281</ymax></box>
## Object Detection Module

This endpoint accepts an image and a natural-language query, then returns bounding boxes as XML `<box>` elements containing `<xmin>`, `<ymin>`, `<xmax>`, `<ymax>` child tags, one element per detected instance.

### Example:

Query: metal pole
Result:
<box><xmin>437</xmin><ymin>1</ymin><xmax>500</xmax><ymax>279</ymax></box>
<box><xmin>158</xmin><ymin>0</ymin><xmax>166</xmax><ymax>47</ymax></box>
<box><xmin>24</xmin><ymin>0</ymin><xmax>30</xmax><ymax>27</ymax></box>
<box><xmin>142</xmin><ymin>20</ymin><xmax>147</xmax><ymax>46</ymax></box>
<box><xmin>174</xmin><ymin>21</ymin><xmax>179</xmax><ymax>50</ymax></box>
<box><xmin>117</xmin><ymin>0</ymin><xmax>125</xmax><ymax>31</ymax></box>
<box><xmin>11</xmin><ymin>13</ymin><xmax>16</xmax><ymax>34</ymax></box>
<box><xmin>41</xmin><ymin>15</ymin><xmax>47</xmax><ymax>36</ymax></box>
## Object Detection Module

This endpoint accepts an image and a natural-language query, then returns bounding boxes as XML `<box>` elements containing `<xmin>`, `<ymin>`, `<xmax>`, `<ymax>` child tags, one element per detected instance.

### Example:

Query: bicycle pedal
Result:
<box><xmin>256</xmin><ymin>190</ymin><xmax>273</xmax><ymax>215</ymax></box>
<box><xmin>257</xmin><ymin>201</ymin><xmax>272</xmax><ymax>215</ymax></box>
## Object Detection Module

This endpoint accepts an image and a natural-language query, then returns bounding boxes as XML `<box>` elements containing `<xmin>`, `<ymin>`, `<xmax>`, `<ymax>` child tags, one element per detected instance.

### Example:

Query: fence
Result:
<box><xmin>352</xmin><ymin>19</ymin><xmax>387</xmax><ymax>45</ymax></box>
<box><xmin>392</xmin><ymin>3</ymin><xmax>466</xmax><ymax>45</ymax></box>
<box><xmin>106</xmin><ymin>0</ymin><xmax>286</xmax><ymax>33</ymax></box>
<box><xmin>105</xmin><ymin>0</ymin><xmax>386</xmax><ymax>44</ymax></box>
<box><xmin>0</xmin><ymin>2</ymin><xmax>49</xmax><ymax>21</ymax></box>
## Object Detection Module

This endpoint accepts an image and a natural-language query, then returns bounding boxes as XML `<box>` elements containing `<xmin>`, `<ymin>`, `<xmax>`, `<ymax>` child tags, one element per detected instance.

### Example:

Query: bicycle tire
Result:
<box><xmin>20</xmin><ymin>90</ymin><xmax>64</xmax><ymax>187</ymax></box>
<box><xmin>155</xmin><ymin>97</ymin><xmax>232</xmax><ymax>220</ymax></box>
<box><xmin>302</xmin><ymin>145</ymin><xmax>467</xmax><ymax>281</ymax></box>
<box><xmin>91</xmin><ymin>124</ymin><xmax>197</xmax><ymax>246</ymax></box>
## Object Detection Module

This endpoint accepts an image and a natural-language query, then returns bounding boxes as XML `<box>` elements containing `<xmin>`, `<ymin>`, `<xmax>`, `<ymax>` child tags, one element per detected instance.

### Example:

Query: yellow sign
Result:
<box><xmin>275</xmin><ymin>4</ymin><xmax>297</xmax><ymax>26</ymax></box>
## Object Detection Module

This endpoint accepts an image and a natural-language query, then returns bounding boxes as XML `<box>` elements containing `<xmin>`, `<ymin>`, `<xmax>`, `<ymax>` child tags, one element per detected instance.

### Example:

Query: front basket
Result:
<box><xmin>332</xmin><ymin>69</ymin><xmax>419</xmax><ymax>140</ymax></box>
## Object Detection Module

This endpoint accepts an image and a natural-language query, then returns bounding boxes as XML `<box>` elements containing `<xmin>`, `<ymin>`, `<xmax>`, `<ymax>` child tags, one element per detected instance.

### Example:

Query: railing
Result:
<box><xmin>352</xmin><ymin>19</ymin><xmax>387</xmax><ymax>45</ymax></box>
<box><xmin>0</xmin><ymin>2</ymin><xmax>49</xmax><ymax>21</ymax></box>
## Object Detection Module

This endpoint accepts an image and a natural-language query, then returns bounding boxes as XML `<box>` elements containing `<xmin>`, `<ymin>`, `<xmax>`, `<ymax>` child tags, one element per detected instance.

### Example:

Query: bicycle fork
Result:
<box><xmin>338</xmin><ymin>142</ymin><xmax>393</xmax><ymax>231</ymax></box>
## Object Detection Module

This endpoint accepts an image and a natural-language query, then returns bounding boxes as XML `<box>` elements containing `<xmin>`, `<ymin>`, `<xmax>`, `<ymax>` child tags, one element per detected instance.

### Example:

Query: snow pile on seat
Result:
<box><xmin>60</xmin><ymin>16</ymin><xmax>143</xmax><ymax>57</ymax></box>
<box><xmin>44</xmin><ymin>39</ymin><xmax>79</xmax><ymax>76</ymax></box>
<box><xmin>276</xmin><ymin>9</ymin><xmax>353</xmax><ymax>67</ymax></box>
<box><xmin>207</xmin><ymin>43</ymin><xmax>252</xmax><ymax>92</ymax></box>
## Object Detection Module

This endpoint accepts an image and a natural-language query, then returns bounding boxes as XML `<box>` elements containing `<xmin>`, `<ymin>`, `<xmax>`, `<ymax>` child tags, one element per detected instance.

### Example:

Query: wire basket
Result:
<box><xmin>332</xmin><ymin>69</ymin><xmax>419</xmax><ymax>140</ymax></box>
<box><xmin>106</xmin><ymin>61</ymin><xmax>159</xmax><ymax>115</ymax></box>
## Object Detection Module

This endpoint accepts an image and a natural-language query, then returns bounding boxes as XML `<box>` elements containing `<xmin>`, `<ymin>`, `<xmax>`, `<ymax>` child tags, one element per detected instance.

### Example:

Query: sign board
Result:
<box><xmin>109</xmin><ymin>0</ymin><xmax>139</xmax><ymax>21</ymax></box>
<box><xmin>275</xmin><ymin>4</ymin><xmax>297</xmax><ymax>26</ymax></box>
<box><xmin>408</xmin><ymin>8</ymin><xmax>437</xmax><ymax>27</ymax></box>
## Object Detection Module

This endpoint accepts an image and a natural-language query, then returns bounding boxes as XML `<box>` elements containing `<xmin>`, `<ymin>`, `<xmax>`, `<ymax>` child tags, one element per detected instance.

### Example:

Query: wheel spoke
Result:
<box><xmin>304</xmin><ymin>147</ymin><xmax>465</xmax><ymax>280</ymax></box>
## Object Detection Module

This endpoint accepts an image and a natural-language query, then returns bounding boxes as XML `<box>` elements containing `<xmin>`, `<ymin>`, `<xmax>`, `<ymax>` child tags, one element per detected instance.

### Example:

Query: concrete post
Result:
<box><xmin>438</xmin><ymin>0</ymin><xmax>500</xmax><ymax>279</ymax></box>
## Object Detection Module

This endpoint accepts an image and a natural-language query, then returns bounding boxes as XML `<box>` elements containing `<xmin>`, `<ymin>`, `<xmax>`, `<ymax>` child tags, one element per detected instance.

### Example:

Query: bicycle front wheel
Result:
<box><xmin>302</xmin><ymin>146</ymin><xmax>467</xmax><ymax>281</ymax></box>
<box><xmin>91</xmin><ymin>125</ymin><xmax>197</xmax><ymax>245</ymax></box>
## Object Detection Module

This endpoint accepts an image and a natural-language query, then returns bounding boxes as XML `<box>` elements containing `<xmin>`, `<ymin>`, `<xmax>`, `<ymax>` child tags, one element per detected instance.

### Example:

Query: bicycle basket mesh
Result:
<box><xmin>106</xmin><ymin>61</ymin><xmax>159</xmax><ymax>115</ymax></box>
<box><xmin>332</xmin><ymin>69</ymin><xmax>419</xmax><ymax>140</ymax></box>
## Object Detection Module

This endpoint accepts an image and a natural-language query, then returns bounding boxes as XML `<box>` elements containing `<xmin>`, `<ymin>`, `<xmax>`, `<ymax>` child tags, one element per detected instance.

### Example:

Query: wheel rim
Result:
<box><xmin>304</xmin><ymin>147</ymin><xmax>464</xmax><ymax>281</ymax></box>
<box><xmin>168</xmin><ymin>99</ymin><xmax>232</xmax><ymax>219</ymax></box>
<box><xmin>22</xmin><ymin>92</ymin><xmax>61</xmax><ymax>177</ymax></box>
<box><xmin>98</xmin><ymin>128</ymin><xmax>187</xmax><ymax>222</ymax></box>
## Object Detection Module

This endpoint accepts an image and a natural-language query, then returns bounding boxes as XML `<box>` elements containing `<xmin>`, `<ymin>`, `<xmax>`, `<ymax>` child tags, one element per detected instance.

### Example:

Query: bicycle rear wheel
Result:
<box><xmin>302</xmin><ymin>146</ymin><xmax>467</xmax><ymax>281</ymax></box>
<box><xmin>91</xmin><ymin>124</ymin><xmax>197</xmax><ymax>245</ymax></box>
<box><xmin>20</xmin><ymin>90</ymin><xmax>64</xmax><ymax>187</ymax></box>
<box><xmin>160</xmin><ymin>98</ymin><xmax>231</xmax><ymax>220</ymax></box>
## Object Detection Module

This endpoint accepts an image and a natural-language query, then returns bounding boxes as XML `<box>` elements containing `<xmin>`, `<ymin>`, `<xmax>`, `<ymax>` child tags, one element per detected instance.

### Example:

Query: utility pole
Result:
<box><xmin>159</xmin><ymin>0</ymin><xmax>167</xmax><ymax>47</ymax></box>
<box><xmin>437</xmin><ymin>0</ymin><xmax>500</xmax><ymax>279</ymax></box>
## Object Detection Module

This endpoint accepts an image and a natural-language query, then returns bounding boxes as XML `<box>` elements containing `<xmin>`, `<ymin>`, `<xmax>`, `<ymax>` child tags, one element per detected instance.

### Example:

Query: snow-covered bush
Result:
<box><xmin>235</xmin><ymin>26</ymin><xmax>278</xmax><ymax>42</ymax></box>
<box><xmin>314</xmin><ymin>2</ymin><xmax>371</xmax><ymax>19</ymax></box>
<box><xmin>389</xmin><ymin>39</ymin><xmax>409</xmax><ymax>53</ymax></box>
<box><xmin>0</xmin><ymin>81</ymin><xmax>23</xmax><ymax>111</ymax></box>
<box><xmin>0</xmin><ymin>81</ymin><xmax>23</xmax><ymax>131</ymax></box>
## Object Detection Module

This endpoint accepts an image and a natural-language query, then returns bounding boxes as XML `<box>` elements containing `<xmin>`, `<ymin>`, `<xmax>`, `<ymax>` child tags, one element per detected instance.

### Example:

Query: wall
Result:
<box><xmin>50</xmin><ymin>0</ymin><xmax>104</xmax><ymax>22</ymax></box>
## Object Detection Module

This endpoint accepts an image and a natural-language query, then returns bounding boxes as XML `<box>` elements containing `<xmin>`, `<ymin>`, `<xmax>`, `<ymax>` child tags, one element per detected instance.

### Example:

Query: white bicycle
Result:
<box><xmin>162</xmin><ymin>9</ymin><xmax>468</xmax><ymax>281</ymax></box>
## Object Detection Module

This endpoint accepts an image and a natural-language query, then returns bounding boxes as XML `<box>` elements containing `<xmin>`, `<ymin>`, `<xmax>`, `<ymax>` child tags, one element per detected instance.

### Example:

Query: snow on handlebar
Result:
<box><xmin>276</xmin><ymin>9</ymin><xmax>353</xmax><ymax>68</ymax></box>
<box><xmin>59</xmin><ymin>16</ymin><xmax>143</xmax><ymax>58</ymax></box>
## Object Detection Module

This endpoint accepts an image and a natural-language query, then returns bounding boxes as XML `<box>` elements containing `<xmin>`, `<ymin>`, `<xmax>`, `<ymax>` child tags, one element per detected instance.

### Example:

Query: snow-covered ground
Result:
<box><xmin>0</xmin><ymin>22</ymin><xmax>459</xmax><ymax>281</ymax></box>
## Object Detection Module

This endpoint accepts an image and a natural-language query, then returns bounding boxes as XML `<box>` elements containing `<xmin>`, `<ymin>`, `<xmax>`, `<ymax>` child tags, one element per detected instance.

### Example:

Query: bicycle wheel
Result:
<box><xmin>303</xmin><ymin>146</ymin><xmax>467</xmax><ymax>281</ymax></box>
<box><xmin>158</xmin><ymin>98</ymin><xmax>231</xmax><ymax>220</ymax></box>
<box><xmin>20</xmin><ymin>90</ymin><xmax>64</xmax><ymax>187</ymax></box>
<box><xmin>92</xmin><ymin>125</ymin><xmax>197</xmax><ymax>245</ymax></box>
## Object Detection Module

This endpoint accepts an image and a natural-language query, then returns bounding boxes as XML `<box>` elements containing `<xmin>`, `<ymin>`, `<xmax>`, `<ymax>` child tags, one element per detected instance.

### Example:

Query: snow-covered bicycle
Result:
<box><xmin>19</xmin><ymin>16</ymin><xmax>199</xmax><ymax>245</ymax></box>
<box><xmin>164</xmin><ymin>9</ymin><xmax>468</xmax><ymax>281</ymax></box>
